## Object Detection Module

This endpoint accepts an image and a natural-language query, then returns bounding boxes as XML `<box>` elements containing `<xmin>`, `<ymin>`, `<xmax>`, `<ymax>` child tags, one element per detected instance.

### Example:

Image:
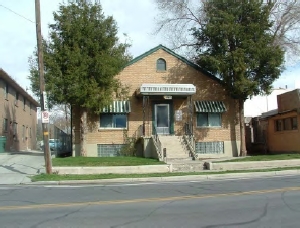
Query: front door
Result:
<box><xmin>155</xmin><ymin>104</ymin><xmax>170</xmax><ymax>135</ymax></box>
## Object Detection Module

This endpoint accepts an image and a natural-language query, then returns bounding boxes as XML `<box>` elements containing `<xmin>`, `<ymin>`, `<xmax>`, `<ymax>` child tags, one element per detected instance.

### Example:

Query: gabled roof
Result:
<box><xmin>124</xmin><ymin>44</ymin><xmax>222</xmax><ymax>84</ymax></box>
<box><xmin>0</xmin><ymin>68</ymin><xmax>40</xmax><ymax>107</ymax></box>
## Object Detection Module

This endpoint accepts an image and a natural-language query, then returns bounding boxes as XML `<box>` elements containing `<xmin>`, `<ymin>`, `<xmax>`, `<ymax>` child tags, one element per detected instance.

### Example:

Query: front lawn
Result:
<box><xmin>31</xmin><ymin>166</ymin><xmax>300</xmax><ymax>182</ymax></box>
<box><xmin>52</xmin><ymin>157</ymin><xmax>165</xmax><ymax>167</ymax></box>
<box><xmin>216</xmin><ymin>153</ymin><xmax>300</xmax><ymax>163</ymax></box>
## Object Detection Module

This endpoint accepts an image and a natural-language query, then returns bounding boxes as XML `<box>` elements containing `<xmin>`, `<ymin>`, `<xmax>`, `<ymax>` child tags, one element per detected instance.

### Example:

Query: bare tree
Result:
<box><xmin>154</xmin><ymin>0</ymin><xmax>300</xmax><ymax>64</ymax></box>
<box><xmin>50</xmin><ymin>104</ymin><xmax>71</xmax><ymax>134</ymax></box>
<box><xmin>270</xmin><ymin>1</ymin><xmax>300</xmax><ymax>64</ymax></box>
<box><xmin>154</xmin><ymin>0</ymin><xmax>204</xmax><ymax>59</ymax></box>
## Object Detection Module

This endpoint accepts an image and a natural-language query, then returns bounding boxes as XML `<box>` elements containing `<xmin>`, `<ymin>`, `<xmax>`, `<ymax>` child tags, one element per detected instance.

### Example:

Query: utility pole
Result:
<box><xmin>35</xmin><ymin>0</ymin><xmax>52</xmax><ymax>174</ymax></box>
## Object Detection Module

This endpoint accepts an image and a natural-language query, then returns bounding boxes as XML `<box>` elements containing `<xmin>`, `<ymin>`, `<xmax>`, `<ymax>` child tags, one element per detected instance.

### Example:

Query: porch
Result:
<box><xmin>134</xmin><ymin>84</ymin><xmax>196</xmax><ymax>161</ymax></box>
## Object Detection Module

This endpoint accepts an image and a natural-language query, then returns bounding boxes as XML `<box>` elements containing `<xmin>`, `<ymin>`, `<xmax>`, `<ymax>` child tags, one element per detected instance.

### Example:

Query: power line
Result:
<box><xmin>0</xmin><ymin>4</ymin><xmax>35</xmax><ymax>24</ymax></box>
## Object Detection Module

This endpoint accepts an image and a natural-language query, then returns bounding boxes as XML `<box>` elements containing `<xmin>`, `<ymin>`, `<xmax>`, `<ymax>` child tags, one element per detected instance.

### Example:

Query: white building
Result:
<box><xmin>244</xmin><ymin>88</ymin><xmax>291</xmax><ymax>117</ymax></box>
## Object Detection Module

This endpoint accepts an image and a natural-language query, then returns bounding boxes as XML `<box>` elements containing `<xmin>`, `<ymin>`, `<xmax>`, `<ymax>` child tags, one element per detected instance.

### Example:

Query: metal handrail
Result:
<box><xmin>183</xmin><ymin>134</ymin><xmax>197</xmax><ymax>160</ymax></box>
<box><xmin>152</xmin><ymin>125</ymin><xmax>162</xmax><ymax>159</ymax></box>
<box><xmin>183</xmin><ymin>123</ymin><xmax>197</xmax><ymax>159</ymax></box>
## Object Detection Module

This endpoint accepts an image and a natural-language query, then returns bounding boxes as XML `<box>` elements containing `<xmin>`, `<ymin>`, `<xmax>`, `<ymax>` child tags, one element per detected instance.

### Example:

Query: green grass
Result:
<box><xmin>52</xmin><ymin>157</ymin><xmax>165</xmax><ymax>167</ymax></box>
<box><xmin>216</xmin><ymin>154</ymin><xmax>300</xmax><ymax>163</ymax></box>
<box><xmin>31</xmin><ymin>166</ymin><xmax>300</xmax><ymax>182</ymax></box>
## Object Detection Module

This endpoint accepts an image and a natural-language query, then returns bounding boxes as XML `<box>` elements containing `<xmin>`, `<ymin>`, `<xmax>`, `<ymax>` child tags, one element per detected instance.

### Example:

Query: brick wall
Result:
<box><xmin>83</xmin><ymin>48</ymin><xmax>240</xmax><ymax>147</ymax></box>
<box><xmin>0</xmin><ymin>78</ymin><xmax>38</xmax><ymax>151</ymax></box>
<box><xmin>267</xmin><ymin>111</ymin><xmax>300</xmax><ymax>152</ymax></box>
<box><xmin>277</xmin><ymin>89</ymin><xmax>300</xmax><ymax>113</ymax></box>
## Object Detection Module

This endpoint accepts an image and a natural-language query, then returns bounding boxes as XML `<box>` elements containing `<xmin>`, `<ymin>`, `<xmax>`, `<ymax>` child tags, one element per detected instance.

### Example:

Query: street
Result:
<box><xmin>0</xmin><ymin>175</ymin><xmax>300</xmax><ymax>227</ymax></box>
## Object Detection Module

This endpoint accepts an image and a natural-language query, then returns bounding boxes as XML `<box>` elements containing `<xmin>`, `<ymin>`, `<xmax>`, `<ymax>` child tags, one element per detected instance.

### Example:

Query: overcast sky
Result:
<box><xmin>1</xmin><ymin>0</ymin><xmax>300</xmax><ymax>96</ymax></box>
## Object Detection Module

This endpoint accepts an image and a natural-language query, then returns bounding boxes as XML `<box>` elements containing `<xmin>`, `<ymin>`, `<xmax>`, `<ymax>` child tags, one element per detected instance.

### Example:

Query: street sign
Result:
<box><xmin>43</xmin><ymin>91</ymin><xmax>48</xmax><ymax>110</ymax></box>
<box><xmin>41</xmin><ymin>111</ymin><xmax>50</xmax><ymax>123</ymax></box>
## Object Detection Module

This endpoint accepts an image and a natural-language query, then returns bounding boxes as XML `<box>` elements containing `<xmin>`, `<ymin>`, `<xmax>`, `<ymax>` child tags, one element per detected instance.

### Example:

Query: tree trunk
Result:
<box><xmin>80</xmin><ymin>107</ymin><xmax>87</xmax><ymax>157</ymax></box>
<box><xmin>239</xmin><ymin>99</ymin><xmax>247</xmax><ymax>156</ymax></box>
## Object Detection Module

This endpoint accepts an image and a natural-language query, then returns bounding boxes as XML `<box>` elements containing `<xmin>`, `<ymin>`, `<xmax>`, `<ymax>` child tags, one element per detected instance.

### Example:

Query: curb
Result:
<box><xmin>25</xmin><ymin>169</ymin><xmax>300</xmax><ymax>186</ymax></box>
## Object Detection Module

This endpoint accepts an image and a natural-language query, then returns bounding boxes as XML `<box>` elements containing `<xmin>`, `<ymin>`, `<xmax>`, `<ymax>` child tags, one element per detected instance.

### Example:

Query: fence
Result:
<box><xmin>52</xmin><ymin>125</ymin><xmax>72</xmax><ymax>156</ymax></box>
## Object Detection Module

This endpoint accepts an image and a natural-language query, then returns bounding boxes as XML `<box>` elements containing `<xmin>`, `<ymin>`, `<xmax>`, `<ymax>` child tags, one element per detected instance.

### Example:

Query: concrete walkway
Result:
<box><xmin>0</xmin><ymin>150</ymin><xmax>45</xmax><ymax>184</ymax></box>
<box><xmin>28</xmin><ymin>169</ymin><xmax>300</xmax><ymax>186</ymax></box>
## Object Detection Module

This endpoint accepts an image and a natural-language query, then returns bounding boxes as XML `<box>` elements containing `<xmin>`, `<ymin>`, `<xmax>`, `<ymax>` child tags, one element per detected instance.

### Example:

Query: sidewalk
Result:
<box><xmin>2</xmin><ymin>152</ymin><xmax>300</xmax><ymax>185</ymax></box>
<box><xmin>26</xmin><ymin>169</ymin><xmax>300</xmax><ymax>186</ymax></box>
<box><xmin>0</xmin><ymin>150</ymin><xmax>45</xmax><ymax>184</ymax></box>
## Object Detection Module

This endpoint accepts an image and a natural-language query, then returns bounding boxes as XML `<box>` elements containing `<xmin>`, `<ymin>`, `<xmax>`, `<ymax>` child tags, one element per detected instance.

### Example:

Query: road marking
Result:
<box><xmin>0</xmin><ymin>186</ymin><xmax>300</xmax><ymax>211</ymax></box>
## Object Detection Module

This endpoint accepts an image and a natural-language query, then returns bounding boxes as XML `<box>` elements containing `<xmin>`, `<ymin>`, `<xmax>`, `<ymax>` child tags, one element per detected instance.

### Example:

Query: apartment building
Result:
<box><xmin>0</xmin><ymin>68</ymin><xmax>39</xmax><ymax>152</ymax></box>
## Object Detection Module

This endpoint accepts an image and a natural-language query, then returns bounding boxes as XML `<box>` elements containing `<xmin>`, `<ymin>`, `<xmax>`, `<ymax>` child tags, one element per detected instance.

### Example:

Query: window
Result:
<box><xmin>275</xmin><ymin>117</ymin><xmax>297</xmax><ymax>131</ymax></box>
<box><xmin>275</xmin><ymin>119</ymin><xmax>282</xmax><ymax>131</ymax></box>
<box><xmin>23</xmin><ymin>97</ymin><xmax>26</xmax><ymax>110</ymax></box>
<box><xmin>292</xmin><ymin>117</ymin><xmax>297</xmax><ymax>130</ymax></box>
<box><xmin>156</xmin><ymin>58</ymin><xmax>166</xmax><ymax>71</ymax></box>
<box><xmin>29</xmin><ymin>128</ymin><xmax>32</xmax><ymax>138</ymax></box>
<box><xmin>3</xmin><ymin>118</ymin><xmax>8</xmax><ymax>132</ymax></box>
<box><xmin>15</xmin><ymin>92</ymin><xmax>19</xmax><ymax>106</ymax></box>
<box><xmin>283</xmin><ymin>118</ymin><xmax>292</xmax><ymax>130</ymax></box>
<box><xmin>22</xmin><ymin>125</ymin><xmax>25</xmax><ymax>141</ymax></box>
<box><xmin>195</xmin><ymin>141</ymin><xmax>224</xmax><ymax>154</ymax></box>
<box><xmin>13</xmin><ymin>122</ymin><xmax>18</xmax><ymax>136</ymax></box>
<box><xmin>4</xmin><ymin>82</ymin><xmax>8</xmax><ymax>99</ymax></box>
<box><xmin>197</xmin><ymin>113</ymin><xmax>221</xmax><ymax>127</ymax></box>
<box><xmin>97</xmin><ymin>144</ymin><xmax>125</xmax><ymax>157</ymax></box>
<box><xmin>30</xmin><ymin>103</ymin><xmax>32</xmax><ymax>114</ymax></box>
<box><xmin>100</xmin><ymin>114</ymin><xmax>127</xmax><ymax>128</ymax></box>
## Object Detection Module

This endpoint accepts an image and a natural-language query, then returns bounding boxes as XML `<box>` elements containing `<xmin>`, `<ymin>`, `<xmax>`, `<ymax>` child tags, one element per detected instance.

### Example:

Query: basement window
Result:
<box><xmin>97</xmin><ymin>144</ymin><xmax>125</xmax><ymax>157</ymax></box>
<box><xmin>195</xmin><ymin>141</ymin><xmax>224</xmax><ymax>154</ymax></box>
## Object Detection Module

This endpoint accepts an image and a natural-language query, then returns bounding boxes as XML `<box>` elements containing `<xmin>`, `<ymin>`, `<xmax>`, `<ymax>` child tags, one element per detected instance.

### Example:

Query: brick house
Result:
<box><xmin>262</xmin><ymin>89</ymin><xmax>300</xmax><ymax>153</ymax></box>
<box><xmin>72</xmin><ymin>45</ymin><xmax>241</xmax><ymax>159</ymax></box>
<box><xmin>0</xmin><ymin>69</ymin><xmax>39</xmax><ymax>152</ymax></box>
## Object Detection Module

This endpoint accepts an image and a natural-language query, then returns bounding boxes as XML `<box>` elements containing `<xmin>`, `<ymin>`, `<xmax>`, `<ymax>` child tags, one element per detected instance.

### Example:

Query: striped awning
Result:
<box><xmin>102</xmin><ymin>101</ymin><xmax>131</xmax><ymax>113</ymax></box>
<box><xmin>194</xmin><ymin>101</ymin><xmax>226</xmax><ymax>113</ymax></box>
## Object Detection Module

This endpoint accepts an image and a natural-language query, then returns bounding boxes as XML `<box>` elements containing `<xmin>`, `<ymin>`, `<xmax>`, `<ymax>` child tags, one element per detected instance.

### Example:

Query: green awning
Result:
<box><xmin>102</xmin><ymin>101</ymin><xmax>131</xmax><ymax>113</ymax></box>
<box><xmin>194</xmin><ymin>101</ymin><xmax>226</xmax><ymax>113</ymax></box>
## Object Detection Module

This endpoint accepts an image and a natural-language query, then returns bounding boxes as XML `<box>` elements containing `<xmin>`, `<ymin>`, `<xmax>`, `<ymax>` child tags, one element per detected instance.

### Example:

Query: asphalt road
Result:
<box><xmin>0</xmin><ymin>175</ymin><xmax>300</xmax><ymax>228</ymax></box>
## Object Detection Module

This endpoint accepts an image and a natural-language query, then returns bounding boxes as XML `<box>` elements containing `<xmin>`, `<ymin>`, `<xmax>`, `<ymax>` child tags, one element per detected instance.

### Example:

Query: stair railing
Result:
<box><xmin>152</xmin><ymin>125</ymin><xmax>163</xmax><ymax>160</ymax></box>
<box><xmin>183</xmin><ymin>123</ymin><xmax>197</xmax><ymax>160</ymax></box>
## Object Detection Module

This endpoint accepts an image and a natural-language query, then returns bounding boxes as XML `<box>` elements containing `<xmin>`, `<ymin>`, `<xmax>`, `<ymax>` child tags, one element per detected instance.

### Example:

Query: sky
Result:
<box><xmin>1</xmin><ymin>0</ymin><xmax>300</xmax><ymax>98</ymax></box>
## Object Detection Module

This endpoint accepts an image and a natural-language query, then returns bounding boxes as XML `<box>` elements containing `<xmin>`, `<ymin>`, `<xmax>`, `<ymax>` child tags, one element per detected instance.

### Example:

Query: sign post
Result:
<box><xmin>41</xmin><ymin>111</ymin><xmax>50</xmax><ymax>124</ymax></box>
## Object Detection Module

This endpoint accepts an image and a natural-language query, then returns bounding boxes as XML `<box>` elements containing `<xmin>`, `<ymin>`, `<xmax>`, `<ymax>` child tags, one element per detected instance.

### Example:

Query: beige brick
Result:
<box><xmin>72</xmin><ymin>47</ymin><xmax>240</xmax><ymax>155</ymax></box>
<box><xmin>0</xmin><ymin>70</ymin><xmax>38</xmax><ymax>151</ymax></box>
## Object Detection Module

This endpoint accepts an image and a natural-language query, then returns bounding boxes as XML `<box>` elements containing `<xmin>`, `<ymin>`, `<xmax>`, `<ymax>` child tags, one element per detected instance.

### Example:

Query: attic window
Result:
<box><xmin>156</xmin><ymin>58</ymin><xmax>166</xmax><ymax>71</ymax></box>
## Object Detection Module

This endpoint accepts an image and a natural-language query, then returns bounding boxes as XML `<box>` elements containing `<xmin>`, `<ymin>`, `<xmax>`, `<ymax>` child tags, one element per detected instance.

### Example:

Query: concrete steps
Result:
<box><xmin>159</xmin><ymin>135</ymin><xmax>191</xmax><ymax>160</ymax></box>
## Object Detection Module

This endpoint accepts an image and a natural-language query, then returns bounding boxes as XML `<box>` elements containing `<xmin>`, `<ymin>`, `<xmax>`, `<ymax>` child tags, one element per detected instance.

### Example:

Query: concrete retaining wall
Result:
<box><xmin>53</xmin><ymin>164</ymin><xmax>172</xmax><ymax>175</ymax></box>
<box><xmin>171</xmin><ymin>162</ymin><xmax>205</xmax><ymax>172</ymax></box>
<box><xmin>206</xmin><ymin>159</ymin><xmax>300</xmax><ymax>171</ymax></box>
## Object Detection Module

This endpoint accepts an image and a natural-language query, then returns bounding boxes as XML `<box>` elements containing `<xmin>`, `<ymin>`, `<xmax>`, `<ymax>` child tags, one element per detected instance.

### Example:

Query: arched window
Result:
<box><xmin>156</xmin><ymin>58</ymin><xmax>166</xmax><ymax>71</ymax></box>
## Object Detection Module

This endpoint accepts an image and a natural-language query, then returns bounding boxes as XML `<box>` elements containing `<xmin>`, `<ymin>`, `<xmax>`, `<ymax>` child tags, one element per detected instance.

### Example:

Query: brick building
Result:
<box><xmin>0</xmin><ymin>69</ymin><xmax>39</xmax><ymax>152</ymax></box>
<box><xmin>264</xmin><ymin>89</ymin><xmax>300</xmax><ymax>153</ymax></box>
<box><xmin>72</xmin><ymin>45</ymin><xmax>241</xmax><ymax>159</ymax></box>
